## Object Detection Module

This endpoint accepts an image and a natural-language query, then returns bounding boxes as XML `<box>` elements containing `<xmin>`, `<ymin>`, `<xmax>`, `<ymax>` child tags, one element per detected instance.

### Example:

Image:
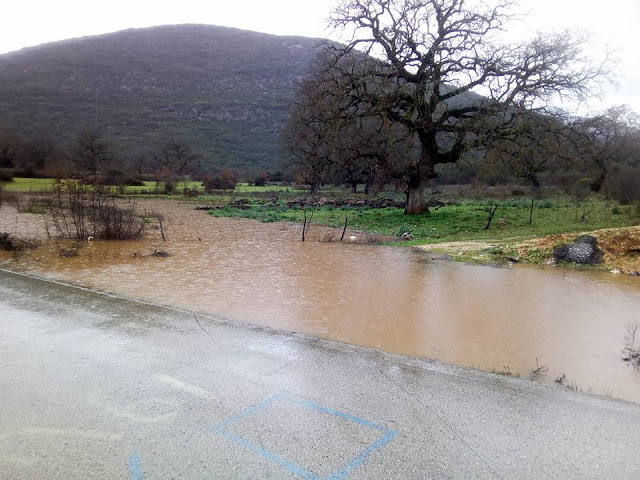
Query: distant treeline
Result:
<box><xmin>0</xmin><ymin>129</ymin><xmax>293</xmax><ymax>192</ymax></box>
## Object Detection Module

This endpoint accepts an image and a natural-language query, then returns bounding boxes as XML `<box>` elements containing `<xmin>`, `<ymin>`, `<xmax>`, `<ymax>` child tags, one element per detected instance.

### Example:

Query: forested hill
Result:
<box><xmin>0</xmin><ymin>24</ymin><xmax>324</xmax><ymax>171</ymax></box>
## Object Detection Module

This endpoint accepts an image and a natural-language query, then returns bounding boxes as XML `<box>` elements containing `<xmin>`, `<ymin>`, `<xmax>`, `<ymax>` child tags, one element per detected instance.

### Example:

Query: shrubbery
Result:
<box><xmin>48</xmin><ymin>180</ymin><xmax>146</xmax><ymax>240</ymax></box>
<box><xmin>203</xmin><ymin>168</ymin><xmax>238</xmax><ymax>192</ymax></box>
<box><xmin>0</xmin><ymin>232</ymin><xmax>41</xmax><ymax>251</ymax></box>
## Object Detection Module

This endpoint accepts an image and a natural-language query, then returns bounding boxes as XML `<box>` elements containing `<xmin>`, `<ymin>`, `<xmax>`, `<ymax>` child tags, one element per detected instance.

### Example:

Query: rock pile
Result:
<box><xmin>553</xmin><ymin>235</ymin><xmax>603</xmax><ymax>265</ymax></box>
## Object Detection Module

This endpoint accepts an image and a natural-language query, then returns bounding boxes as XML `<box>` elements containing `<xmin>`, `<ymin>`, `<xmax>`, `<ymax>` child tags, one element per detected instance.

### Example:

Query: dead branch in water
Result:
<box><xmin>623</xmin><ymin>321</ymin><xmax>640</xmax><ymax>369</ymax></box>
<box><xmin>146</xmin><ymin>211</ymin><xmax>166</xmax><ymax>242</ymax></box>
<box><xmin>158</xmin><ymin>217</ymin><xmax>166</xmax><ymax>242</ymax></box>
<box><xmin>532</xmin><ymin>358</ymin><xmax>549</xmax><ymax>376</ymax></box>
<box><xmin>301</xmin><ymin>209</ymin><xmax>314</xmax><ymax>242</ymax></box>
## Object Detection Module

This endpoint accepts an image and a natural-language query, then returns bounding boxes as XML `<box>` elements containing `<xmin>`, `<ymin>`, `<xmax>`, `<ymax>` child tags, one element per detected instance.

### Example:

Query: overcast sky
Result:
<box><xmin>2</xmin><ymin>0</ymin><xmax>638</xmax><ymax>114</ymax></box>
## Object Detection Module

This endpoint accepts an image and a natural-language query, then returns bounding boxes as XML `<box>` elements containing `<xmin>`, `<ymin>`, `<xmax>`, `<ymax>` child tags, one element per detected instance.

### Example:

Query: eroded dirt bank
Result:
<box><xmin>420</xmin><ymin>226</ymin><xmax>640</xmax><ymax>275</ymax></box>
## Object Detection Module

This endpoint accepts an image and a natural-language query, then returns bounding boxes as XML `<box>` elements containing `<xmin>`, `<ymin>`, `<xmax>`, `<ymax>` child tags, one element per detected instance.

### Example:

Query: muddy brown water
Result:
<box><xmin>2</xmin><ymin>199</ymin><xmax>640</xmax><ymax>402</ymax></box>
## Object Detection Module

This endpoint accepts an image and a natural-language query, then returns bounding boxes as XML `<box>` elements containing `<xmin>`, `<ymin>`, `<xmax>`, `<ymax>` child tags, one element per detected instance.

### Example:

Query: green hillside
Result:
<box><xmin>0</xmin><ymin>24</ymin><xmax>324</xmax><ymax>171</ymax></box>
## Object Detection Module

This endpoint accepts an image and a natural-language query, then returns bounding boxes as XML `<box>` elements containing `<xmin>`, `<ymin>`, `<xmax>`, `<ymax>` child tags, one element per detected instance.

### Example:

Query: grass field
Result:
<box><xmin>3</xmin><ymin>177</ymin><xmax>638</xmax><ymax>245</ymax></box>
<box><xmin>0</xmin><ymin>178</ymin><xmax>310</xmax><ymax>195</ymax></box>
<box><xmin>207</xmin><ymin>197</ymin><xmax>640</xmax><ymax>245</ymax></box>
<box><xmin>0</xmin><ymin>178</ymin><xmax>57</xmax><ymax>192</ymax></box>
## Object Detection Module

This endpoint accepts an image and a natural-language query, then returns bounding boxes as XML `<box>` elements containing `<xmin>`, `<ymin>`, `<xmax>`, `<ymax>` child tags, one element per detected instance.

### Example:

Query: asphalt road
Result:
<box><xmin>1</xmin><ymin>268</ymin><xmax>639</xmax><ymax>479</ymax></box>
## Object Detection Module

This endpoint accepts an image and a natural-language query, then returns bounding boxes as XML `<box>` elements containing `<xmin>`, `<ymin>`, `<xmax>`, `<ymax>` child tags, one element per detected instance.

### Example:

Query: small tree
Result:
<box><xmin>153</xmin><ymin>136</ymin><xmax>201</xmax><ymax>176</ymax></box>
<box><xmin>0</xmin><ymin>130</ymin><xmax>20</xmax><ymax>169</ymax></box>
<box><xmin>153</xmin><ymin>136</ymin><xmax>201</xmax><ymax>191</ymax></box>
<box><xmin>280</xmin><ymin>72</ymin><xmax>336</xmax><ymax>194</ymax></box>
<box><xmin>69</xmin><ymin>130</ymin><xmax>111</xmax><ymax>180</ymax></box>
<box><xmin>575</xmin><ymin>106</ymin><xmax>639</xmax><ymax>192</ymax></box>
<box><xmin>16</xmin><ymin>137</ymin><xmax>61</xmax><ymax>177</ymax></box>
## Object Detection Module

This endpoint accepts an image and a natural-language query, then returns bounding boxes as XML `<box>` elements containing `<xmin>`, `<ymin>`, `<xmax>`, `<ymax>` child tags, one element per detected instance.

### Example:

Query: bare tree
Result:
<box><xmin>0</xmin><ymin>131</ymin><xmax>21</xmax><ymax>169</ymax></box>
<box><xmin>318</xmin><ymin>0</ymin><xmax>607</xmax><ymax>213</ymax></box>
<box><xmin>154</xmin><ymin>136</ymin><xmax>201</xmax><ymax>176</ymax></box>
<box><xmin>280</xmin><ymin>71</ymin><xmax>338</xmax><ymax>194</ymax></box>
<box><xmin>129</xmin><ymin>154</ymin><xmax>149</xmax><ymax>177</ymax></box>
<box><xmin>282</xmin><ymin>50</ymin><xmax>404</xmax><ymax>195</ymax></box>
<box><xmin>575</xmin><ymin>106</ymin><xmax>639</xmax><ymax>192</ymax></box>
<box><xmin>482</xmin><ymin>111</ymin><xmax>578</xmax><ymax>189</ymax></box>
<box><xmin>69</xmin><ymin>130</ymin><xmax>111</xmax><ymax>180</ymax></box>
<box><xmin>152</xmin><ymin>136</ymin><xmax>201</xmax><ymax>192</ymax></box>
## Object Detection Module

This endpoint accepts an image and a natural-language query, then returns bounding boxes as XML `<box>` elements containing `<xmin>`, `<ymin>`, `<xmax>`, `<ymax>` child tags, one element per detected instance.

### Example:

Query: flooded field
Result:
<box><xmin>2</xmin><ymin>199</ymin><xmax>640</xmax><ymax>402</ymax></box>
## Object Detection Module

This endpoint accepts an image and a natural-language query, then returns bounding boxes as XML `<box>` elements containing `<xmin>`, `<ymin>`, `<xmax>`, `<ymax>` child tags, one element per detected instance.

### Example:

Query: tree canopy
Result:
<box><xmin>284</xmin><ymin>0</ymin><xmax>609</xmax><ymax>213</ymax></box>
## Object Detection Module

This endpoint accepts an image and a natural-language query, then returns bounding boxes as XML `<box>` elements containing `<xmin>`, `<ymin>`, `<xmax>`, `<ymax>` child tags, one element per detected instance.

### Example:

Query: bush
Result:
<box><xmin>0</xmin><ymin>232</ymin><xmax>41</xmax><ymax>252</ymax></box>
<box><xmin>0</xmin><ymin>169</ymin><xmax>14</xmax><ymax>182</ymax></box>
<box><xmin>204</xmin><ymin>168</ymin><xmax>238</xmax><ymax>192</ymax></box>
<box><xmin>58</xmin><ymin>245</ymin><xmax>80</xmax><ymax>258</ymax></box>
<box><xmin>98</xmin><ymin>175</ymin><xmax>145</xmax><ymax>187</ymax></box>
<box><xmin>47</xmin><ymin>180</ymin><xmax>146</xmax><ymax>240</ymax></box>
<box><xmin>254</xmin><ymin>172</ymin><xmax>269</xmax><ymax>187</ymax></box>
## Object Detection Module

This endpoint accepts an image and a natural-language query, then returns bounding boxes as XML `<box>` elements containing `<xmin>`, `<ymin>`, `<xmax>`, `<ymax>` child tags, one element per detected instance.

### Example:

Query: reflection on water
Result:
<box><xmin>2</xmin><ymin>200</ymin><xmax>640</xmax><ymax>402</ymax></box>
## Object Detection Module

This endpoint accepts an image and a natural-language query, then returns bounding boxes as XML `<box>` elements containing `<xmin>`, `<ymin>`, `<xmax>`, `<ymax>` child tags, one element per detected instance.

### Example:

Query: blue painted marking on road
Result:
<box><xmin>129</xmin><ymin>453</ymin><xmax>144</xmax><ymax>480</ymax></box>
<box><xmin>213</xmin><ymin>428</ymin><xmax>320</xmax><ymax>480</ymax></box>
<box><xmin>209</xmin><ymin>394</ymin><xmax>397</xmax><ymax>480</ymax></box>
<box><xmin>280</xmin><ymin>395</ymin><xmax>389</xmax><ymax>432</ymax></box>
<box><xmin>325</xmin><ymin>429</ymin><xmax>397</xmax><ymax>480</ymax></box>
<box><xmin>212</xmin><ymin>394</ymin><xmax>281</xmax><ymax>430</ymax></box>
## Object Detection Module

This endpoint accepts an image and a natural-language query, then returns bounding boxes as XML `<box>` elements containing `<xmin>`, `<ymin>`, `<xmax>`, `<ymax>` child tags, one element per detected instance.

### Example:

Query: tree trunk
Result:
<box><xmin>526</xmin><ymin>172</ymin><xmax>541</xmax><ymax>189</ymax></box>
<box><xmin>350</xmin><ymin>181</ymin><xmax>358</xmax><ymax>194</ymax></box>
<box><xmin>404</xmin><ymin>146</ymin><xmax>435</xmax><ymax>215</ymax></box>
<box><xmin>405</xmin><ymin>174</ymin><xmax>429</xmax><ymax>214</ymax></box>
<box><xmin>310</xmin><ymin>179</ymin><xmax>319</xmax><ymax>195</ymax></box>
<box><xmin>590</xmin><ymin>171</ymin><xmax>606</xmax><ymax>192</ymax></box>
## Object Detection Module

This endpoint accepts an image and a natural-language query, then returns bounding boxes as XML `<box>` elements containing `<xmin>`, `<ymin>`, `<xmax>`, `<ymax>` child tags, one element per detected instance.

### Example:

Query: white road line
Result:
<box><xmin>153</xmin><ymin>374</ymin><xmax>217</xmax><ymax>400</ymax></box>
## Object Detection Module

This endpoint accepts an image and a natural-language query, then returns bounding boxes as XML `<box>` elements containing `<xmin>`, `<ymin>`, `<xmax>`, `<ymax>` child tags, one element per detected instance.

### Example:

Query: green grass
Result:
<box><xmin>4</xmin><ymin>177</ymin><xmax>638</xmax><ymax>245</ymax></box>
<box><xmin>0</xmin><ymin>178</ymin><xmax>160</xmax><ymax>195</ymax></box>
<box><xmin>1</xmin><ymin>178</ymin><xmax>57</xmax><ymax>192</ymax></box>
<box><xmin>0</xmin><ymin>178</ymin><xmax>311</xmax><ymax>196</ymax></box>
<box><xmin>207</xmin><ymin>196</ymin><xmax>639</xmax><ymax>244</ymax></box>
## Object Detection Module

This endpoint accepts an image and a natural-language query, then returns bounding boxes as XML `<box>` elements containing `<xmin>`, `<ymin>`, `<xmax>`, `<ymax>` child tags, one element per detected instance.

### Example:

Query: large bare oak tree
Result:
<box><xmin>293</xmin><ymin>0</ymin><xmax>607</xmax><ymax>213</ymax></box>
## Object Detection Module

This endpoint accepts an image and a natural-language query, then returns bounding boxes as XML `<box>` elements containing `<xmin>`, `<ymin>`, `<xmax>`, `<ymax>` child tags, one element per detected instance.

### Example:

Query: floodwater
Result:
<box><xmin>2</xmin><ymin>200</ymin><xmax>640</xmax><ymax>402</ymax></box>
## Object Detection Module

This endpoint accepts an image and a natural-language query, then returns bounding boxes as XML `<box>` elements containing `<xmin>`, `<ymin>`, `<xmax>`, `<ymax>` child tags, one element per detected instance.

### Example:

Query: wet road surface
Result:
<box><xmin>1</xmin><ymin>268</ymin><xmax>640</xmax><ymax>479</ymax></box>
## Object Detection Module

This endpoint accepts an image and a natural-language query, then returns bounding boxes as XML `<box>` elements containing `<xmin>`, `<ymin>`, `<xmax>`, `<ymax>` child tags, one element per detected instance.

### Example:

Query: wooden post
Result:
<box><xmin>340</xmin><ymin>217</ymin><xmax>348</xmax><ymax>241</ymax></box>
<box><xmin>484</xmin><ymin>203</ymin><xmax>499</xmax><ymax>230</ymax></box>
<box><xmin>529</xmin><ymin>198</ymin><xmax>534</xmax><ymax>224</ymax></box>
<box><xmin>301</xmin><ymin>210</ymin><xmax>307</xmax><ymax>242</ymax></box>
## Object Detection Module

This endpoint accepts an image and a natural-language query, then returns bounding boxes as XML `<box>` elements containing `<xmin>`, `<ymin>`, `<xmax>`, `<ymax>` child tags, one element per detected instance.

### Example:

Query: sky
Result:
<box><xmin>1</xmin><ymin>0</ymin><xmax>638</xmax><ymax>115</ymax></box>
